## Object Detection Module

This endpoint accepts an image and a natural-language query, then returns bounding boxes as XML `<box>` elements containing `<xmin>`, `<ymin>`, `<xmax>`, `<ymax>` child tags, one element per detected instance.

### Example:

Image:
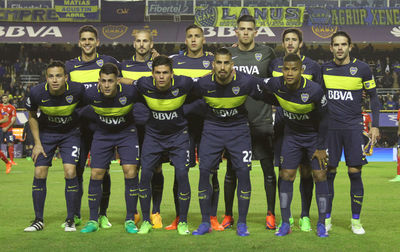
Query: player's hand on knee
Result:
<box><xmin>32</xmin><ymin>144</ymin><xmax>47</xmax><ymax>163</ymax></box>
<box><xmin>312</xmin><ymin>149</ymin><xmax>328</xmax><ymax>170</ymax></box>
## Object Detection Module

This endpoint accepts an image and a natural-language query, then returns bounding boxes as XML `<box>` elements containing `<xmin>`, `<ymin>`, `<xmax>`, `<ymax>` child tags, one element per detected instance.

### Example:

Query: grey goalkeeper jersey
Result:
<box><xmin>227</xmin><ymin>44</ymin><xmax>276</xmax><ymax>134</ymax></box>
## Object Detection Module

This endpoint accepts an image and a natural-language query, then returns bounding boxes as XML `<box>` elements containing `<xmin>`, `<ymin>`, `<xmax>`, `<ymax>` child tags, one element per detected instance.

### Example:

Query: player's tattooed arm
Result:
<box><xmin>28</xmin><ymin>111</ymin><xmax>47</xmax><ymax>163</ymax></box>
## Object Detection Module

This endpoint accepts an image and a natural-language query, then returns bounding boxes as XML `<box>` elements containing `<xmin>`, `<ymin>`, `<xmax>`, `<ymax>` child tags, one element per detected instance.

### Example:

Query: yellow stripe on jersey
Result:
<box><xmin>91</xmin><ymin>104</ymin><xmax>133</xmax><ymax>116</ymax></box>
<box><xmin>39</xmin><ymin>103</ymin><xmax>78</xmax><ymax>116</ymax></box>
<box><xmin>121</xmin><ymin>70</ymin><xmax>152</xmax><ymax>80</ymax></box>
<box><xmin>272</xmin><ymin>71</ymin><xmax>313</xmax><ymax>81</ymax></box>
<box><xmin>323</xmin><ymin>75</ymin><xmax>363</xmax><ymax>90</ymax></box>
<box><xmin>173</xmin><ymin>69</ymin><xmax>212</xmax><ymax>78</ymax></box>
<box><xmin>70</xmin><ymin>69</ymin><xmax>100</xmax><ymax>83</ymax></box>
<box><xmin>204</xmin><ymin>95</ymin><xmax>247</xmax><ymax>109</ymax></box>
<box><xmin>143</xmin><ymin>95</ymin><xmax>186</xmax><ymax>111</ymax></box>
<box><xmin>274</xmin><ymin>95</ymin><xmax>315</xmax><ymax>114</ymax></box>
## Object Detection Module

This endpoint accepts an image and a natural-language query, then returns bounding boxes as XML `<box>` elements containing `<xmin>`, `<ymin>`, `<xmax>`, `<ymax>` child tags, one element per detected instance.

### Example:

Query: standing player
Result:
<box><xmin>1</xmin><ymin>94</ymin><xmax>17</xmax><ymax>165</ymax></box>
<box><xmin>322</xmin><ymin>31</ymin><xmax>380</xmax><ymax>234</ymax></box>
<box><xmin>269</xmin><ymin>28</ymin><xmax>322</xmax><ymax>231</ymax></box>
<box><xmin>0</xmin><ymin>112</ymin><xmax>12</xmax><ymax>174</ymax></box>
<box><xmin>80</xmin><ymin>63</ymin><xmax>140</xmax><ymax>234</ymax></box>
<box><xmin>121</xmin><ymin>29</ymin><xmax>164</xmax><ymax>228</ymax></box>
<box><xmin>23</xmin><ymin>121</ymin><xmax>34</xmax><ymax>161</ymax></box>
<box><xmin>223</xmin><ymin>14</ymin><xmax>277</xmax><ymax>230</ymax></box>
<box><xmin>135</xmin><ymin>56</ymin><xmax>193</xmax><ymax>235</ymax></box>
<box><xmin>263</xmin><ymin>54</ymin><xmax>329</xmax><ymax>237</ymax></box>
<box><xmin>390</xmin><ymin>109</ymin><xmax>400</xmax><ymax>181</ymax></box>
<box><xmin>167</xmin><ymin>24</ymin><xmax>223</xmax><ymax>231</ymax></box>
<box><xmin>191</xmin><ymin>48</ymin><xmax>276</xmax><ymax>236</ymax></box>
<box><xmin>65</xmin><ymin>25</ymin><xmax>121</xmax><ymax>228</ymax></box>
<box><xmin>24</xmin><ymin>61</ymin><xmax>84</xmax><ymax>232</ymax></box>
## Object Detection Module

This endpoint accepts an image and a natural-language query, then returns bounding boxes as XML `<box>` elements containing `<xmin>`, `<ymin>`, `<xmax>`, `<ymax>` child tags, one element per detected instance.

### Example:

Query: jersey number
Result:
<box><xmin>71</xmin><ymin>146</ymin><xmax>80</xmax><ymax>158</ymax></box>
<box><xmin>242</xmin><ymin>150</ymin><xmax>252</xmax><ymax>163</ymax></box>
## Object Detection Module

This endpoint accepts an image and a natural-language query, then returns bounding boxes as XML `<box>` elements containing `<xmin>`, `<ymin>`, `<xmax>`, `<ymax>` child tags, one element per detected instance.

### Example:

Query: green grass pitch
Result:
<box><xmin>1</xmin><ymin>159</ymin><xmax>399</xmax><ymax>251</ymax></box>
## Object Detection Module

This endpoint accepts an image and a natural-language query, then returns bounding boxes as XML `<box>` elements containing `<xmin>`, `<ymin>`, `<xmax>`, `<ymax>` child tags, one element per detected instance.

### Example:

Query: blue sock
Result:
<box><xmin>131</xmin><ymin>176</ymin><xmax>139</xmax><ymax>214</ymax></box>
<box><xmin>177</xmin><ymin>170</ymin><xmax>191</xmax><ymax>223</ymax></box>
<box><xmin>88</xmin><ymin>179</ymin><xmax>103</xmax><ymax>221</ymax></box>
<box><xmin>224</xmin><ymin>159</ymin><xmax>236</xmax><ymax>216</ymax></box>
<box><xmin>75</xmin><ymin>176</ymin><xmax>83</xmax><ymax>218</ymax></box>
<box><xmin>236</xmin><ymin>169</ymin><xmax>251</xmax><ymax>224</ymax></box>
<box><xmin>151</xmin><ymin>171</ymin><xmax>164</xmax><ymax>214</ymax></box>
<box><xmin>125</xmin><ymin>177</ymin><xmax>137</xmax><ymax>221</ymax></box>
<box><xmin>210</xmin><ymin>169</ymin><xmax>219</xmax><ymax>217</ymax></box>
<box><xmin>349</xmin><ymin>172</ymin><xmax>364</xmax><ymax>218</ymax></box>
<box><xmin>65</xmin><ymin>177</ymin><xmax>78</xmax><ymax>220</ymax></box>
<box><xmin>326</xmin><ymin>171</ymin><xmax>336</xmax><ymax>217</ymax></box>
<box><xmin>139</xmin><ymin>170</ymin><xmax>152</xmax><ymax>222</ymax></box>
<box><xmin>99</xmin><ymin>171</ymin><xmax>111</xmax><ymax>216</ymax></box>
<box><xmin>172</xmin><ymin>175</ymin><xmax>179</xmax><ymax>217</ymax></box>
<box><xmin>279</xmin><ymin>179</ymin><xmax>293</xmax><ymax>224</ymax></box>
<box><xmin>315</xmin><ymin>181</ymin><xmax>328</xmax><ymax>224</ymax></box>
<box><xmin>32</xmin><ymin>177</ymin><xmax>47</xmax><ymax>221</ymax></box>
<box><xmin>198</xmin><ymin>170</ymin><xmax>212</xmax><ymax>223</ymax></box>
<box><xmin>300</xmin><ymin>176</ymin><xmax>314</xmax><ymax>218</ymax></box>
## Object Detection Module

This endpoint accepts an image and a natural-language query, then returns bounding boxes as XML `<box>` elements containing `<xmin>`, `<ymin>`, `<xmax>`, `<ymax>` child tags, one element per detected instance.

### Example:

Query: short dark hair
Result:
<box><xmin>237</xmin><ymin>14</ymin><xmax>256</xmax><ymax>26</ymax></box>
<box><xmin>185</xmin><ymin>24</ymin><xmax>203</xmax><ymax>34</ymax></box>
<box><xmin>79</xmin><ymin>25</ymin><xmax>98</xmax><ymax>39</ymax></box>
<box><xmin>99</xmin><ymin>63</ymin><xmax>119</xmax><ymax>77</ymax></box>
<box><xmin>283</xmin><ymin>53</ymin><xmax>302</xmax><ymax>64</ymax></box>
<box><xmin>46</xmin><ymin>60</ymin><xmax>66</xmax><ymax>75</ymax></box>
<box><xmin>331</xmin><ymin>31</ymin><xmax>351</xmax><ymax>45</ymax></box>
<box><xmin>282</xmin><ymin>28</ymin><xmax>303</xmax><ymax>43</ymax></box>
<box><xmin>215</xmin><ymin>47</ymin><xmax>232</xmax><ymax>58</ymax></box>
<box><xmin>152</xmin><ymin>55</ymin><xmax>173</xmax><ymax>72</ymax></box>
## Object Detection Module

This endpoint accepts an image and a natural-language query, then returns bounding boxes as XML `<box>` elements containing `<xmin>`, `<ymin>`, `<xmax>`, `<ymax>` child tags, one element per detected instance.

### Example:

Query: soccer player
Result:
<box><xmin>269</xmin><ymin>28</ymin><xmax>323</xmax><ymax>231</ymax></box>
<box><xmin>23</xmin><ymin>121</ymin><xmax>34</xmax><ymax>161</ymax></box>
<box><xmin>0</xmin><ymin>112</ymin><xmax>12</xmax><ymax>174</ymax></box>
<box><xmin>121</xmin><ymin>29</ymin><xmax>164</xmax><ymax>228</ymax></box>
<box><xmin>390</xmin><ymin>108</ymin><xmax>400</xmax><ymax>182</ymax></box>
<box><xmin>223</xmin><ymin>14</ymin><xmax>277</xmax><ymax>230</ymax></box>
<box><xmin>0</xmin><ymin>94</ymin><xmax>17</xmax><ymax>165</ymax></box>
<box><xmin>263</xmin><ymin>54</ymin><xmax>329</xmax><ymax>237</ymax></box>
<box><xmin>65</xmin><ymin>25</ymin><xmax>121</xmax><ymax>228</ymax></box>
<box><xmin>191</xmin><ymin>48</ymin><xmax>276</xmax><ymax>236</ymax></box>
<box><xmin>80</xmin><ymin>63</ymin><xmax>140</xmax><ymax>234</ymax></box>
<box><xmin>322</xmin><ymin>31</ymin><xmax>380</xmax><ymax>234</ymax></box>
<box><xmin>167</xmin><ymin>24</ymin><xmax>223</xmax><ymax>231</ymax></box>
<box><xmin>23</xmin><ymin>61</ymin><xmax>84</xmax><ymax>232</ymax></box>
<box><xmin>135</xmin><ymin>56</ymin><xmax>193</xmax><ymax>235</ymax></box>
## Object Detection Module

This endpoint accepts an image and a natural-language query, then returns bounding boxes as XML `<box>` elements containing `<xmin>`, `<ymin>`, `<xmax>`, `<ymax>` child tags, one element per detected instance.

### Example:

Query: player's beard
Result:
<box><xmin>216</xmin><ymin>69</ymin><xmax>232</xmax><ymax>83</ymax></box>
<box><xmin>136</xmin><ymin>48</ymin><xmax>151</xmax><ymax>58</ymax></box>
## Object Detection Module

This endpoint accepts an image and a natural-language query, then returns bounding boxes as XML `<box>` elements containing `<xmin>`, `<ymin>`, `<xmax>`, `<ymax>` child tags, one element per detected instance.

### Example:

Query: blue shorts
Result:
<box><xmin>141</xmin><ymin>128</ymin><xmax>190</xmax><ymax>173</ymax></box>
<box><xmin>1</xmin><ymin>131</ymin><xmax>14</xmax><ymax>144</ymax></box>
<box><xmin>274</xmin><ymin>129</ymin><xmax>310</xmax><ymax>168</ymax></box>
<box><xmin>281</xmin><ymin>131</ymin><xmax>319</xmax><ymax>170</ymax></box>
<box><xmin>35</xmin><ymin>128</ymin><xmax>81</xmax><ymax>167</ymax></box>
<box><xmin>327</xmin><ymin>129</ymin><xmax>367</xmax><ymax>168</ymax></box>
<box><xmin>90</xmin><ymin>127</ymin><xmax>139</xmax><ymax>169</ymax></box>
<box><xmin>199</xmin><ymin>126</ymin><xmax>252</xmax><ymax>172</ymax></box>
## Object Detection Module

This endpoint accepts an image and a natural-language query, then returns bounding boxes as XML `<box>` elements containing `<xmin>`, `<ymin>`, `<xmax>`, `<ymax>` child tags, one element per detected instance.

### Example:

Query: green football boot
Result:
<box><xmin>80</xmin><ymin>220</ymin><xmax>99</xmax><ymax>233</ymax></box>
<box><xmin>299</xmin><ymin>217</ymin><xmax>312</xmax><ymax>232</ymax></box>
<box><xmin>138</xmin><ymin>221</ymin><xmax>152</xmax><ymax>234</ymax></box>
<box><xmin>125</xmin><ymin>220</ymin><xmax>139</xmax><ymax>234</ymax></box>
<box><xmin>177</xmin><ymin>222</ymin><xmax>190</xmax><ymax>235</ymax></box>
<box><xmin>99</xmin><ymin>215</ymin><xmax>112</xmax><ymax>229</ymax></box>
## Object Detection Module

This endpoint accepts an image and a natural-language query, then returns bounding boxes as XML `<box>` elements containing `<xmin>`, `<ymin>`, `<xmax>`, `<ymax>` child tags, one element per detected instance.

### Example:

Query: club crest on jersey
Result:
<box><xmin>119</xmin><ymin>96</ymin><xmax>127</xmax><ymax>105</ymax></box>
<box><xmin>302</xmin><ymin>64</ymin><xmax>306</xmax><ymax>71</ymax></box>
<box><xmin>350</xmin><ymin>67</ymin><xmax>358</xmax><ymax>75</ymax></box>
<box><xmin>147</xmin><ymin>61</ymin><xmax>153</xmax><ymax>70</ymax></box>
<box><xmin>203</xmin><ymin>60</ymin><xmax>210</xmax><ymax>68</ymax></box>
<box><xmin>301</xmin><ymin>93</ymin><xmax>309</xmax><ymax>102</ymax></box>
<box><xmin>232</xmin><ymin>86</ymin><xmax>240</xmax><ymax>95</ymax></box>
<box><xmin>96</xmin><ymin>59</ymin><xmax>104</xmax><ymax>67</ymax></box>
<box><xmin>171</xmin><ymin>89</ymin><xmax>179</xmax><ymax>96</ymax></box>
<box><xmin>255</xmin><ymin>53</ymin><xmax>262</xmax><ymax>61</ymax></box>
<box><xmin>66</xmin><ymin>95</ymin><xmax>73</xmax><ymax>104</ymax></box>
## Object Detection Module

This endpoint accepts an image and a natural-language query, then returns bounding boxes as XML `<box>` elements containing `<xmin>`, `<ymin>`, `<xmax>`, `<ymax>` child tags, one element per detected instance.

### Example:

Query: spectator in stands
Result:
<box><xmin>382</xmin><ymin>71</ymin><xmax>394</xmax><ymax>88</ymax></box>
<box><xmin>385</xmin><ymin>95</ymin><xmax>397</xmax><ymax>110</ymax></box>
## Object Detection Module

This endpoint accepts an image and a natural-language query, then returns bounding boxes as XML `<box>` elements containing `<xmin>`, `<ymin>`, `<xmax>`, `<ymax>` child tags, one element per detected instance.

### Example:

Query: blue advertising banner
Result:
<box><xmin>307</xmin><ymin>7</ymin><xmax>400</xmax><ymax>26</ymax></box>
<box><xmin>7</xmin><ymin>0</ymin><xmax>52</xmax><ymax>8</ymax></box>
<box><xmin>147</xmin><ymin>0</ymin><xmax>194</xmax><ymax>15</ymax></box>
<box><xmin>101</xmin><ymin>1</ymin><xmax>145</xmax><ymax>23</ymax></box>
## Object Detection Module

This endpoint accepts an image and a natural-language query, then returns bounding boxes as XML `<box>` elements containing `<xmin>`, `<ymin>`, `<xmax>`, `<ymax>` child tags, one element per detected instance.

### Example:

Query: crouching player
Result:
<box><xmin>263</xmin><ymin>54</ymin><xmax>329</xmax><ymax>237</ymax></box>
<box><xmin>136</xmin><ymin>56</ymin><xmax>193</xmax><ymax>235</ymax></box>
<box><xmin>24</xmin><ymin>61</ymin><xmax>85</xmax><ymax>232</ymax></box>
<box><xmin>80</xmin><ymin>63</ymin><xmax>141</xmax><ymax>234</ymax></box>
